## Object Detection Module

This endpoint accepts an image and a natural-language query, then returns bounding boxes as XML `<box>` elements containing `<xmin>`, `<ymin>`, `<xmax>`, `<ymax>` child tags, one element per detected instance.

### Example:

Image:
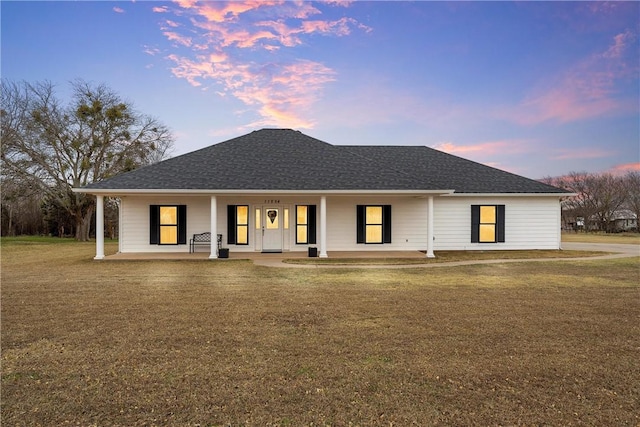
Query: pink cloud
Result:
<box><xmin>228</xmin><ymin>60</ymin><xmax>336</xmax><ymax>128</ymax></box>
<box><xmin>157</xmin><ymin>1</ymin><xmax>366</xmax><ymax>128</ymax></box>
<box><xmin>152</xmin><ymin>6</ymin><xmax>168</xmax><ymax>13</ymax></box>
<box><xmin>174</xmin><ymin>0</ymin><xmax>198</xmax><ymax>9</ymax></box>
<box><xmin>513</xmin><ymin>89</ymin><xmax>619</xmax><ymax>125</ymax></box>
<box><xmin>430</xmin><ymin>139</ymin><xmax>535</xmax><ymax>176</ymax></box>
<box><xmin>433</xmin><ymin>140</ymin><xmax>529</xmax><ymax>156</ymax></box>
<box><xmin>224</xmin><ymin>29</ymin><xmax>277</xmax><ymax>48</ymax></box>
<box><xmin>505</xmin><ymin>30</ymin><xmax>638</xmax><ymax>125</ymax></box>
<box><xmin>609</xmin><ymin>162</ymin><xmax>640</xmax><ymax>174</ymax></box>
<box><xmin>254</xmin><ymin>20</ymin><xmax>303</xmax><ymax>47</ymax></box>
<box><xmin>207</xmin><ymin>52</ymin><xmax>228</xmax><ymax>63</ymax></box>
<box><xmin>189</xmin><ymin>1</ymin><xmax>278</xmax><ymax>23</ymax></box>
<box><xmin>603</xmin><ymin>29</ymin><xmax>634</xmax><ymax>59</ymax></box>
<box><xmin>113</xmin><ymin>6</ymin><xmax>124</xmax><ymax>14</ymax></box>
<box><xmin>163</xmin><ymin>31</ymin><xmax>192</xmax><ymax>47</ymax></box>
<box><xmin>166</xmin><ymin>54</ymin><xmax>212</xmax><ymax>87</ymax></box>
<box><xmin>302</xmin><ymin>17</ymin><xmax>367</xmax><ymax>36</ymax></box>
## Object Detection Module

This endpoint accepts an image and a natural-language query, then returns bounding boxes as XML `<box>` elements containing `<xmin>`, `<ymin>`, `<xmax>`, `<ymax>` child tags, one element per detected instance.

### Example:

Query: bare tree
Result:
<box><xmin>1</xmin><ymin>79</ymin><xmax>174</xmax><ymax>240</ymax></box>
<box><xmin>551</xmin><ymin>172</ymin><xmax>598</xmax><ymax>231</ymax></box>
<box><xmin>540</xmin><ymin>175</ymin><xmax>578</xmax><ymax>230</ymax></box>
<box><xmin>0</xmin><ymin>175</ymin><xmax>47</xmax><ymax>236</ymax></box>
<box><xmin>588</xmin><ymin>173</ymin><xmax>626</xmax><ymax>232</ymax></box>
<box><xmin>623</xmin><ymin>171</ymin><xmax>640</xmax><ymax>231</ymax></box>
<box><xmin>548</xmin><ymin>171</ymin><xmax>630</xmax><ymax>232</ymax></box>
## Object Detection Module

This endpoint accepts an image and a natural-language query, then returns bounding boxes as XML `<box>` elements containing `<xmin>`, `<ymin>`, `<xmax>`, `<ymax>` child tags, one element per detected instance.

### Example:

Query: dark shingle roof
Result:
<box><xmin>82</xmin><ymin>129</ymin><xmax>567</xmax><ymax>193</ymax></box>
<box><xmin>340</xmin><ymin>145</ymin><xmax>565</xmax><ymax>193</ymax></box>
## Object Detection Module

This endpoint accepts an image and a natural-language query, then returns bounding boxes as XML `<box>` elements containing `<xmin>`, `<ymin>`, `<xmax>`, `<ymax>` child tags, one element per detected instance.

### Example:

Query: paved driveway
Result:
<box><xmin>562</xmin><ymin>242</ymin><xmax>640</xmax><ymax>256</ymax></box>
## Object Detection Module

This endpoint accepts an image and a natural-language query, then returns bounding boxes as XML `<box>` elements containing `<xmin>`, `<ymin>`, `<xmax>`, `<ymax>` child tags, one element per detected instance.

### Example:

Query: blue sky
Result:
<box><xmin>2</xmin><ymin>1</ymin><xmax>638</xmax><ymax>179</ymax></box>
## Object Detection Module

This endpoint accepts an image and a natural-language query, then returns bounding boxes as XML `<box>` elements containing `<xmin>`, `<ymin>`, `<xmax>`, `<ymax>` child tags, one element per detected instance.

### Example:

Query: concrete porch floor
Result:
<box><xmin>104</xmin><ymin>250</ymin><xmax>427</xmax><ymax>261</ymax></box>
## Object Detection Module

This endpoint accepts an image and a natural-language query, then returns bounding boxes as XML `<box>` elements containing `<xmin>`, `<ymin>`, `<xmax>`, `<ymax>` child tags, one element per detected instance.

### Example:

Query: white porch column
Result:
<box><xmin>94</xmin><ymin>195</ymin><xmax>105</xmax><ymax>260</ymax></box>
<box><xmin>319</xmin><ymin>196</ymin><xmax>328</xmax><ymax>258</ymax></box>
<box><xmin>557</xmin><ymin>199</ymin><xmax>563</xmax><ymax>250</ymax></box>
<box><xmin>426</xmin><ymin>195</ymin><xmax>435</xmax><ymax>258</ymax></box>
<box><xmin>209</xmin><ymin>195</ymin><xmax>218</xmax><ymax>259</ymax></box>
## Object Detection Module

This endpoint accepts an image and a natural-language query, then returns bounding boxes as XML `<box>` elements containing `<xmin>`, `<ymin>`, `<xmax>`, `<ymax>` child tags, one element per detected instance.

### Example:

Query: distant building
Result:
<box><xmin>610</xmin><ymin>210</ymin><xmax>638</xmax><ymax>232</ymax></box>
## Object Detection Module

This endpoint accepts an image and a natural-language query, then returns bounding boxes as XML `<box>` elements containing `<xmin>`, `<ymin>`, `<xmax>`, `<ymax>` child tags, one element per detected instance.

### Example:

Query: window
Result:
<box><xmin>237</xmin><ymin>205</ymin><xmax>249</xmax><ymax>244</ymax></box>
<box><xmin>149</xmin><ymin>205</ymin><xmax>187</xmax><ymax>245</ymax></box>
<box><xmin>160</xmin><ymin>206</ymin><xmax>178</xmax><ymax>244</ymax></box>
<box><xmin>365</xmin><ymin>206</ymin><xmax>383</xmax><ymax>243</ymax></box>
<box><xmin>284</xmin><ymin>208</ymin><xmax>289</xmax><ymax>230</ymax></box>
<box><xmin>295</xmin><ymin>205</ymin><xmax>316</xmax><ymax>244</ymax></box>
<box><xmin>356</xmin><ymin>205</ymin><xmax>391</xmax><ymax>244</ymax></box>
<box><xmin>471</xmin><ymin>205</ymin><xmax>505</xmax><ymax>243</ymax></box>
<box><xmin>227</xmin><ymin>205</ymin><xmax>249</xmax><ymax>245</ymax></box>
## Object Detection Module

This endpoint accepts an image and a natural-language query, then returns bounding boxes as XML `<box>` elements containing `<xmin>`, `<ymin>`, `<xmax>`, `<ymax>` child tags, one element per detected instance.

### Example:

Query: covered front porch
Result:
<box><xmin>92</xmin><ymin>192</ymin><xmax>443</xmax><ymax>261</ymax></box>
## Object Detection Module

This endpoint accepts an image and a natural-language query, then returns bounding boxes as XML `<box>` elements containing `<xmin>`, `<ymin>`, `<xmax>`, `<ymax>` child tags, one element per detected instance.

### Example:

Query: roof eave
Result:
<box><xmin>73</xmin><ymin>188</ymin><xmax>457</xmax><ymax>196</ymax></box>
<box><xmin>444</xmin><ymin>192</ymin><xmax>575</xmax><ymax>197</ymax></box>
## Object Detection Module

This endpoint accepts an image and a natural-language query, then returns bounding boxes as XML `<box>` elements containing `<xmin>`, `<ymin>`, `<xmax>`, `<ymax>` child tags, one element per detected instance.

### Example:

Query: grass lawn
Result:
<box><xmin>284</xmin><ymin>249</ymin><xmax>606</xmax><ymax>265</ymax></box>
<box><xmin>2</xmin><ymin>240</ymin><xmax>639</xmax><ymax>426</ymax></box>
<box><xmin>562</xmin><ymin>231</ymin><xmax>640</xmax><ymax>245</ymax></box>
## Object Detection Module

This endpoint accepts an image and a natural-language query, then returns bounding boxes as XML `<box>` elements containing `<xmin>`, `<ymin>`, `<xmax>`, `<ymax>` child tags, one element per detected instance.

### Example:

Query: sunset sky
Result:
<box><xmin>2</xmin><ymin>1</ymin><xmax>638</xmax><ymax>179</ymax></box>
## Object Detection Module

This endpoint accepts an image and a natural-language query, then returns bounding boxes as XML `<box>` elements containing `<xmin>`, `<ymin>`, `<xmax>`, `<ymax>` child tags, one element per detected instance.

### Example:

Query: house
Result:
<box><xmin>76</xmin><ymin>129</ymin><xmax>570</xmax><ymax>259</ymax></box>
<box><xmin>610</xmin><ymin>210</ymin><xmax>638</xmax><ymax>232</ymax></box>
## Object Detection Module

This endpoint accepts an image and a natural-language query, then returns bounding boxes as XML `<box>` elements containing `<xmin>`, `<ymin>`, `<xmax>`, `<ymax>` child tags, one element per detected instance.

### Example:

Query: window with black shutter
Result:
<box><xmin>356</xmin><ymin>205</ymin><xmax>392</xmax><ymax>244</ymax></box>
<box><xmin>227</xmin><ymin>205</ymin><xmax>249</xmax><ymax>245</ymax></box>
<box><xmin>295</xmin><ymin>205</ymin><xmax>316</xmax><ymax>244</ymax></box>
<box><xmin>149</xmin><ymin>205</ymin><xmax>187</xmax><ymax>245</ymax></box>
<box><xmin>471</xmin><ymin>205</ymin><xmax>505</xmax><ymax>243</ymax></box>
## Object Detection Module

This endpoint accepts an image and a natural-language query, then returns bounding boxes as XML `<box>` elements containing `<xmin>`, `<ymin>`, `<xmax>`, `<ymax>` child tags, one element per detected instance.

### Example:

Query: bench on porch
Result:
<box><xmin>189</xmin><ymin>232</ymin><xmax>222</xmax><ymax>253</ymax></box>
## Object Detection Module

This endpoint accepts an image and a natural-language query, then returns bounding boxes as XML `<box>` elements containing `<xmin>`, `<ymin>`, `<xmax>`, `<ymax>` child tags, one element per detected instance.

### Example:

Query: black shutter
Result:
<box><xmin>382</xmin><ymin>205</ymin><xmax>392</xmax><ymax>243</ymax></box>
<box><xmin>356</xmin><ymin>205</ymin><xmax>365</xmax><ymax>244</ymax></box>
<box><xmin>308</xmin><ymin>205</ymin><xmax>317</xmax><ymax>244</ymax></box>
<box><xmin>227</xmin><ymin>205</ymin><xmax>236</xmax><ymax>244</ymax></box>
<box><xmin>471</xmin><ymin>205</ymin><xmax>480</xmax><ymax>243</ymax></box>
<box><xmin>178</xmin><ymin>205</ymin><xmax>187</xmax><ymax>245</ymax></box>
<box><xmin>496</xmin><ymin>205</ymin><xmax>505</xmax><ymax>243</ymax></box>
<box><xmin>150</xmin><ymin>205</ymin><xmax>159</xmax><ymax>244</ymax></box>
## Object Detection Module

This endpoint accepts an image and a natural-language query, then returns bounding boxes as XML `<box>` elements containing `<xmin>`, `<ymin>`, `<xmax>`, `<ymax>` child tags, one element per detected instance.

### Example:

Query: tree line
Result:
<box><xmin>2</xmin><ymin>80</ymin><xmax>638</xmax><ymax>239</ymax></box>
<box><xmin>542</xmin><ymin>171</ymin><xmax>640</xmax><ymax>233</ymax></box>
<box><xmin>1</xmin><ymin>79</ymin><xmax>174</xmax><ymax>240</ymax></box>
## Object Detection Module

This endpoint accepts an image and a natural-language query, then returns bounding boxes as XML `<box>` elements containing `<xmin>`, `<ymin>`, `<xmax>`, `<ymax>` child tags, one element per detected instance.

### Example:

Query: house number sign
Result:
<box><xmin>263</xmin><ymin>199</ymin><xmax>280</xmax><ymax>204</ymax></box>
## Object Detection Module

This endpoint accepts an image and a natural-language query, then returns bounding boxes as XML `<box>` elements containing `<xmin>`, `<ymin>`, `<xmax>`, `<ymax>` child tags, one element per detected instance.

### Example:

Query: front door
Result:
<box><xmin>262</xmin><ymin>206</ymin><xmax>282</xmax><ymax>252</ymax></box>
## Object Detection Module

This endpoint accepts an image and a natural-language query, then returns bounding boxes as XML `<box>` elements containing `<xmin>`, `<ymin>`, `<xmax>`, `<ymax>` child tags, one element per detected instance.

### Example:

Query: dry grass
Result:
<box><xmin>2</xmin><ymin>240</ymin><xmax>639</xmax><ymax>426</ymax></box>
<box><xmin>562</xmin><ymin>232</ymin><xmax>640</xmax><ymax>244</ymax></box>
<box><xmin>284</xmin><ymin>250</ymin><xmax>606</xmax><ymax>265</ymax></box>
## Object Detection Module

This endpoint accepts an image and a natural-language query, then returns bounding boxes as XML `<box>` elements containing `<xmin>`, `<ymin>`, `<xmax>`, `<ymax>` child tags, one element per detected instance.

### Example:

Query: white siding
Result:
<box><xmin>118</xmin><ymin>194</ymin><xmax>561</xmax><ymax>253</ymax></box>
<box><xmin>120</xmin><ymin>196</ymin><xmax>210</xmax><ymax>253</ymax></box>
<box><xmin>433</xmin><ymin>196</ymin><xmax>562</xmax><ymax>250</ymax></box>
<box><xmin>326</xmin><ymin>196</ymin><xmax>428</xmax><ymax>251</ymax></box>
